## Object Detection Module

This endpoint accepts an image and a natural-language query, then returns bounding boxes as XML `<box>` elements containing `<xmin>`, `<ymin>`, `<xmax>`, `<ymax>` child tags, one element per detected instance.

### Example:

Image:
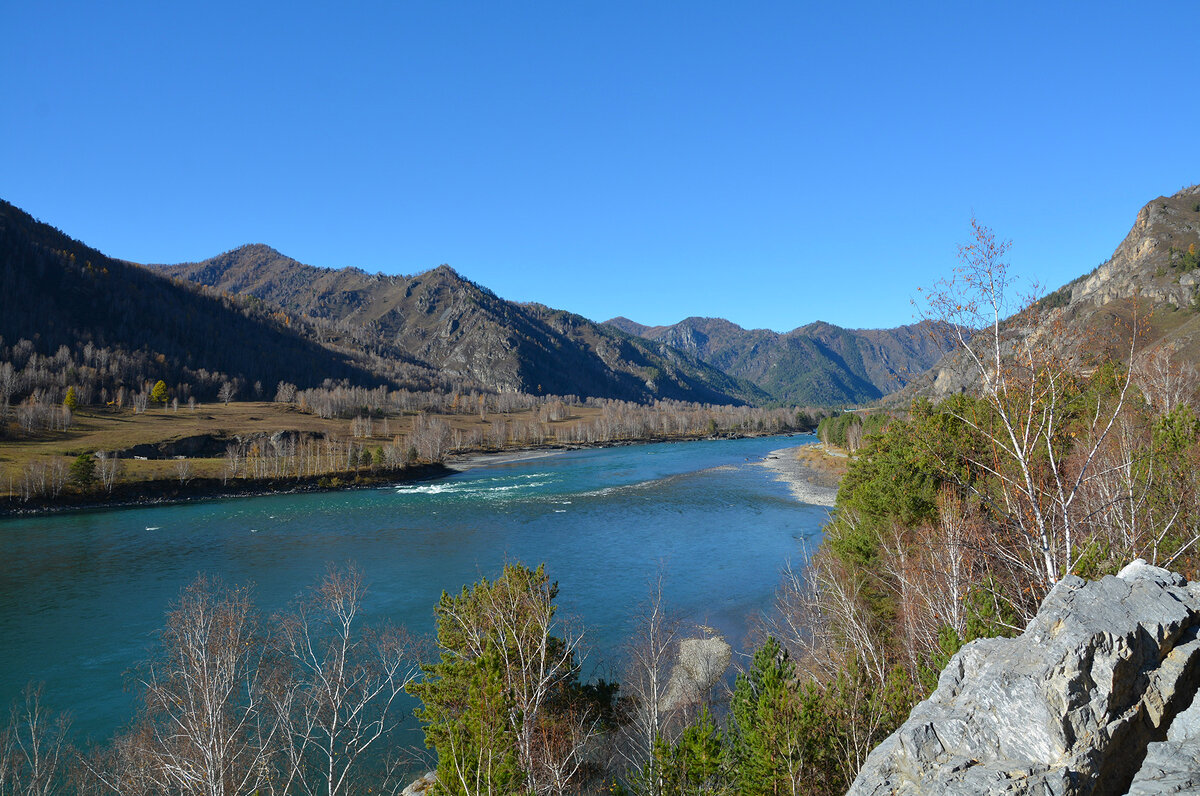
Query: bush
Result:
<box><xmin>68</xmin><ymin>453</ymin><xmax>95</xmax><ymax>488</ymax></box>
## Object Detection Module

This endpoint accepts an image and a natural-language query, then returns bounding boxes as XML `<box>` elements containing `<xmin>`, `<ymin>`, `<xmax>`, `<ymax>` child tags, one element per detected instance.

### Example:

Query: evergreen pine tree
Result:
<box><xmin>729</xmin><ymin>637</ymin><xmax>829</xmax><ymax>795</ymax></box>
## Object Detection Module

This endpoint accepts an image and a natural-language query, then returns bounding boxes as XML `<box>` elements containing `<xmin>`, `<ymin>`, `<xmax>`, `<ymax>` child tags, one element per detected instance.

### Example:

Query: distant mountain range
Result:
<box><xmin>604</xmin><ymin>316</ymin><xmax>954</xmax><ymax>406</ymax></box>
<box><xmin>19</xmin><ymin>183</ymin><xmax>1188</xmax><ymax>413</ymax></box>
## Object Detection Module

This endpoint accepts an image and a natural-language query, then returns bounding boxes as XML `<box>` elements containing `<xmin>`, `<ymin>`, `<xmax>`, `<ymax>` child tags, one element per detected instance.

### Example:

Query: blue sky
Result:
<box><xmin>3</xmin><ymin>2</ymin><xmax>1198</xmax><ymax>332</ymax></box>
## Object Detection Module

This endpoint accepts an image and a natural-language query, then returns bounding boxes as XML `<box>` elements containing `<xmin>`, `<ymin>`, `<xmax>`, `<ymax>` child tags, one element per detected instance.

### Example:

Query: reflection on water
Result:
<box><xmin>0</xmin><ymin>434</ymin><xmax>829</xmax><ymax>742</ymax></box>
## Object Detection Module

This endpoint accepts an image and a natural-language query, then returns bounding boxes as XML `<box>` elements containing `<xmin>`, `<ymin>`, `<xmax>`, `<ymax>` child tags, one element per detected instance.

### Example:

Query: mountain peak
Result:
<box><xmin>427</xmin><ymin>263</ymin><xmax>466</xmax><ymax>280</ymax></box>
<box><xmin>604</xmin><ymin>316</ymin><xmax>652</xmax><ymax>336</ymax></box>
<box><xmin>227</xmin><ymin>242</ymin><xmax>287</xmax><ymax>259</ymax></box>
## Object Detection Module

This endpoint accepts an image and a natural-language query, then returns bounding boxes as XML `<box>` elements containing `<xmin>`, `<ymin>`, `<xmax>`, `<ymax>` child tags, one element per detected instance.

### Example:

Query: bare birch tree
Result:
<box><xmin>271</xmin><ymin>565</ymin><xmax>421</xmax><ymax>796</ymax></box>
<box><xmin>918</xmin><ymin>219</ymin><xmax>1136</xmax><ymax>600</ymax></box>
<box><xmin>615</xmin><ymin>571</ymin><xmax>681</xmax><ymax>795</ymax></box>
<box><xmin>129</xmin><ymin>576</ymin><xmax>275</xmax><ymax>796</ymax></box>
<box><xmin>0</xmin><ymin>684</ymin><xmax>72</xmax><ymax>796</ymax></box>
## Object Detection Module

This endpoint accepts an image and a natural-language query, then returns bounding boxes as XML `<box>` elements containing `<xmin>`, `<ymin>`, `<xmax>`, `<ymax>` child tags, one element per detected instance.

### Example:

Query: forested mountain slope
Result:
<box><xmin>0</xmin><ymin>200</ymin><xmax>378</xmax><ymax>404</ymax></box>
<box><xmin>605</xmin><ymin>315</ymin><xmax>953</xmax><ymax>405</ymax></box>
<box><xmin>159</xmin><ymin>246</ymin><xmax>768</xmax><ymax>405</ymax></box>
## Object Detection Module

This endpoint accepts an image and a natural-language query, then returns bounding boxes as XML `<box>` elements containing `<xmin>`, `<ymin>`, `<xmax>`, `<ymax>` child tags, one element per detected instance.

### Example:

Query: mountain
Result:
<box><xmin>601</xmin><ymin>315</ymin><xmax>955</xmax><ymax>406</ymax></box>
<box><xmin>0</xmin><ymin>200</ymin><xmax>379</xmax><ymax>403</ymax></box>
<box><xmin>907</xmin><ymin>184</ymin><xmax>1200</xmax><ymax>400</ymax></box>
<box><xmin>158</xmin><ymin>246</ymin><xmax>768</xmax><ymax>405</ymax></box>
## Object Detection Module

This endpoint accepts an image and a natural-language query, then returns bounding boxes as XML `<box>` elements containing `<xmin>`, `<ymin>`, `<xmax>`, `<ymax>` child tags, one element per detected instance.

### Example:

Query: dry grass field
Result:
<box><xmin>793</xmin><ymin>442</ymin><xmax>851</xmax><ymax>479</ymax></box>
<box><xmin>0</xmin><ymin>401</ymin><xmax>604</xmax><ymax>497</ymax></box>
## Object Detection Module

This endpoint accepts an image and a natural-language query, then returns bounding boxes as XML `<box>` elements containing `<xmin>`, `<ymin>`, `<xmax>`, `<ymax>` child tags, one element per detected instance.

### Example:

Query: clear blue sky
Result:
<box><xmin>3</xmin><ymin>2</ymin><xmax>1198</xmax><ymax>332</ymax></box>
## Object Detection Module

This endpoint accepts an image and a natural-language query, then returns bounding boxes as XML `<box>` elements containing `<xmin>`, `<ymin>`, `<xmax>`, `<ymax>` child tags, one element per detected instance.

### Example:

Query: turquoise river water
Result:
<box><xmin>0</xmin><ymin>434</ymin><xmax>830</xmax><ymax>747</ymax></box>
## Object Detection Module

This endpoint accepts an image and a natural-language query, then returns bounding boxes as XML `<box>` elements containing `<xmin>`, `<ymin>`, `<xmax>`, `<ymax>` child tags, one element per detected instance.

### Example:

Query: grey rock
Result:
<box><xmin>848</xmin><ymin>560</ymin><xmax>1200</xmax><ymax>795</ymax></box>
<box><xmin>661</xmin><ymin>633</ymin><xmax>732</xmax><ymax>712</ymax></box>
<box><xmin>400</xmin><ymin>770</ymin><xmax>437</xmax><ymax>795</ymax></box>
<box><xmin>1128</xmin><ymin>690</ymin><xmax>1200</xmax><ymax>794</ymax></box>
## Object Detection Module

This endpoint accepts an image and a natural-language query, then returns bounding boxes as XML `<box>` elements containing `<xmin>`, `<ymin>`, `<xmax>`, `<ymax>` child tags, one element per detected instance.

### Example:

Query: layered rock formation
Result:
<box><xmin>849</xmin><ymin>560</ymin><xmax>1200</xmax><ymax>795</ymax></box>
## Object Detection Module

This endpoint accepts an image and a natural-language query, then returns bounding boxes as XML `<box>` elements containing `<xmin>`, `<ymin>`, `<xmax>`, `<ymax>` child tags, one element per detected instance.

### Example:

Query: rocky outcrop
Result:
<box><xmin>848</xmin><ymin>560</ymin><xmax>1200</xmax><ymax>795</ymax></box>
<box><xmin>400</xmin><ymin>771</ymin><xmax>438</xmax><ymax>795</ymax></box>
<box><xmin>1128</xmin><ymin>693</ymin><xmax>1200</xmax><ymax>794</ymax></box>
<box><xmin>661</xmin><ymin>633</ymin><xmax>733</xmax><ymax>712</ymax></box>
<box><xmin>1071</xmin><ymin>185</ymin><xmax>1200</xmax><ymax>311</ymax></box>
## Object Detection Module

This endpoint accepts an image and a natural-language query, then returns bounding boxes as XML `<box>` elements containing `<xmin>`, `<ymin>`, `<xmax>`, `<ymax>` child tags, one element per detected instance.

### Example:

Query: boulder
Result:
<box><xmin>848</xmin><ymin>560</ymin><xmax>1200</xmax><ymax>795</ymax></box>
<box><xmin>661</xmin><ymin>633</ymin><xmax>732</xmax><ymax>712</ymax></box>
<box><xmin>401</xmin><ymin>770</ymin><xmax>438</xmax><ymax>795</ymax></box>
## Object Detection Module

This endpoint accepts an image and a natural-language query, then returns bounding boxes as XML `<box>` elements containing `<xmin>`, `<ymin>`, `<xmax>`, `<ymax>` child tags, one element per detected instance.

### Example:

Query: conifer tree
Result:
<box><xmin>409</xmin><ymin>563</ymin><xmax>588</xmax><ymax>796</ymax></box>
<box><xmin>728</xmin><ymin>637</ymin><xmax>828</xmax><ymax>795</ymax></box>
<box><xmin>68</xmin><ymin>453</ymin><xmax>95</xmax><ymax>489</ymax></box>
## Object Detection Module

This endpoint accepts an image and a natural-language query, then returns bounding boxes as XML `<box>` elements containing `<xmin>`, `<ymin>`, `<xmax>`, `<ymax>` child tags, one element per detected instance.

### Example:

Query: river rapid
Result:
<box><xmin>0</xmin><ymin>434</ymin><xmax>831</xmax><ymax>745</ymax></box>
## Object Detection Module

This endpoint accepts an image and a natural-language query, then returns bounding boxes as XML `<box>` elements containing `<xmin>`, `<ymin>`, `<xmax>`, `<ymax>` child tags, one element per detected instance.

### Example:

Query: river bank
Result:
<box><xmin>756</xmin><ymin>444</ymin><xmax>842</xmax><ymax>507</ymax></box>
<box><xmin>1</xmin><ymin>430</ymin><xmax>824</xmax><ymax>518</ymax></box>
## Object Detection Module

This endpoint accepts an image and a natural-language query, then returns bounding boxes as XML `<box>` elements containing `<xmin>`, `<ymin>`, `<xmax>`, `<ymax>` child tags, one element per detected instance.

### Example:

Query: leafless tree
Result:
<box><xmin>0</xmin><ymin>362</ymin><xmax>16</xmax><ymax>420</ymax></box>
<box><xmin>175</xmin><ymin>457</ymin><xmax>193</xmax><ymax>486</ymax></box>
<box><xmin>918</xmin><ymin>219</ymin><xmax>1136</xmax><ymax>600</ymax></box>
<box><xmin>615</xmin><ymin>570</ymin><xmax>681</xmax><ymax>794</ymax></box>
<box><xmin>881</xmin><ymin>489</ymin><xmax>978</xmax><ymax>669</ymax></box>
<box><xmin>275</xmin><ymin>382</ymin><xmax>298</xmax><ymax>404</ymax></box>
<box><xmin>409</xmin><ymin>415</ymin><xmax>451</xmax><ymax>463</ymax></box>
<box><xmin>218</xmin><ymin>382</ymin><xmax>236</xmax><ymax>406</ymax></box>
<box><xmin>95</xmin><ymin>452</ymin><xmax>122</xmax><ymax>494</ymax></box>
<box><xmin>125</xmin><ymin>576</ymin><xmax>276</xmax><ymax>796</ymax></box>
<box><xmin>0</xmin><ymin>684</ymin><xmax>72</xmax><ymax>796</ymax></box>
<box><xmin>845</xmin><ymin>417</ymin><xmax>864</xmax><ymax>453</ymax></box>
<box><xmin>769</xmin><ymin>538</ymin><xmax>889</xmax><ymax>689</ymax></box>
<box><xmin>1134</xmin><ymin>346</ymin><xmax>1199</xmax><ymax>415</ymax></box>
<box><xmin>270</xmin><ymin>565</ymin><xmax>421</xmax><ymax>796</ymax></box>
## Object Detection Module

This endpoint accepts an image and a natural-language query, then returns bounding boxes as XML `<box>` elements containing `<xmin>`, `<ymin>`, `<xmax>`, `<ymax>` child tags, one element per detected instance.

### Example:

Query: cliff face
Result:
<box><xmin>849</xmin><ymin>560</ymin><xmax>1200</xmax><ymax>795</ymax></box>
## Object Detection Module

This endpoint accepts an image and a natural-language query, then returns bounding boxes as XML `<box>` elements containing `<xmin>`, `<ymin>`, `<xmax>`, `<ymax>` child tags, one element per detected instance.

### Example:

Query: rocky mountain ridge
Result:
<box><xmin>605</xmin><ymin>314</ymin><xmax>955</xmax><ymax>405</ymax></box>
<box><xmin>158</xmin><ymin>246</ymin><xmax>769</xmax><ymax>405</ymax></box>
<box><xmin>850</xmin><ymin>560</ymin><xmax>1200</xmax><ymax>795</ymax></box>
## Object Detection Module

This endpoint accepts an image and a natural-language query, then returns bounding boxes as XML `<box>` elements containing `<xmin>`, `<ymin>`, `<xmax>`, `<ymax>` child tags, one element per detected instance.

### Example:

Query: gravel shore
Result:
<box><xmin>756</xmin><ymin>445</ymin><xmax>840</xmax><ymax>507</ymax></box>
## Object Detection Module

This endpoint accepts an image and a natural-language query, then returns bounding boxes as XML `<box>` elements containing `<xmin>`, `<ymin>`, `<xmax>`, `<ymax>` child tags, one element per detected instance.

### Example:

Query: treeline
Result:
<box><xmin>815</xmin><ymin>411</ymin><xmax>891</xmax><ymax>453</ymax></box>
<box><xmin>4</xmin><ymin>398</ymin><xmax>823</xmax><ymax>504</ymax></box>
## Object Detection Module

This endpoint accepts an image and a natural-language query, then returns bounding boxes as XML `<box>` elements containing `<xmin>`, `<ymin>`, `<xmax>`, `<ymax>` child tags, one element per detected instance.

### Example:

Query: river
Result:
<box><xmin>0</xmin><ymin>434</ymin><xmax>830</xmax><ymax>746</ymax></box>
